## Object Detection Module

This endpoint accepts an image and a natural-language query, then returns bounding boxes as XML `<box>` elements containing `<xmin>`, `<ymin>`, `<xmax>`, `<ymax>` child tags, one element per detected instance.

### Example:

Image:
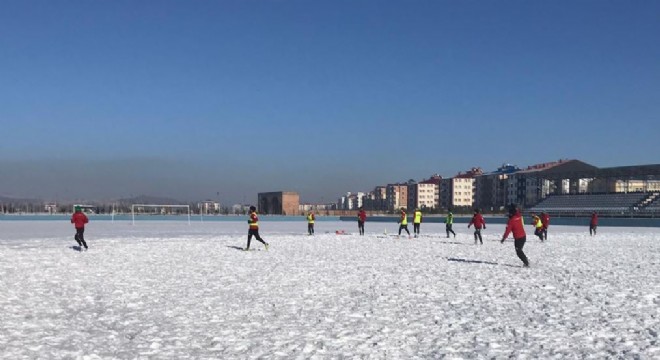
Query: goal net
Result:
<box><xmin>131</xmin><ymin>204</ymin><xmax>191</xmax><ymax>225</ymax></box>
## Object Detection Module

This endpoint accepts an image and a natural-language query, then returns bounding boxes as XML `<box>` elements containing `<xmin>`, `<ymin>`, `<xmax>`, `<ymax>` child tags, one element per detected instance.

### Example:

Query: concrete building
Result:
<box><xmin>386</xmin><ymin>183</ymin><xmax>408</xmax><ymax>211</ymax></box>
<box><xmin>407</xmin><ymin>175</ymin><xmax>441</xmax><ymax>210</ymax></box>
<box><xmin>258</xmin><ymin>191</ymin><xmax>300</xmax><ymax>215</ymax></box>
<box><xmin>506</xmin><ymin>160</ymin><xmax>594</xmax><ymax>208</ymax></box>
<box><xmin>363</xmin><ymin>186</ymin><xmax>387</xmax><ymax>211</ymax></box>
<box><xmin>474</xmin><ymin>164</ymin><xmax>520</xmax><ymax>212</ymax></box>
<box><xmin>442</xmin><ymin>168</ymin><xmax>483</xmax><ymax>210</ymax></box>
<box><xmin>198</xmin><ymin>200</ymin><xmax>220</xmax><ymax>214</ymax></box>
<box><xmin>339</xmin><ymin>192</ymin><xmax>364</xmax><ymax>210</ymax></box>
<box><xmin>588</xmin><ymin>179</ymin><xmax>660</xmax><ymax>193</ymax></box>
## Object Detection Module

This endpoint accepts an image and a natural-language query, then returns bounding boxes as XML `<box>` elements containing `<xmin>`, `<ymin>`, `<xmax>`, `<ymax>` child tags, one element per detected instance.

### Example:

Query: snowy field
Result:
<box><xmin>1</xmin><ymin>220</ymin><xmax>659</xmax><ymax>359</ymax></box>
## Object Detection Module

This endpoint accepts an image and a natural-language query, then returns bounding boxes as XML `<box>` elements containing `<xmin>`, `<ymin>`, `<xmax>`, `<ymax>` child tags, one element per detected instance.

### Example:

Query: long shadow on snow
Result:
<box><xmin>435</xmin><ymin>240</ymin><xmax>468</xmax><ymax>245</ymax></box>
<box><xmin>226</xmin><ymin>245</ymin><xmax>246</xmax><ymax>251</ymax></box>
<box><xmin>447</xmin><ymin>257</ymin><xmax>520</xmax><ymax>268</ymax></box>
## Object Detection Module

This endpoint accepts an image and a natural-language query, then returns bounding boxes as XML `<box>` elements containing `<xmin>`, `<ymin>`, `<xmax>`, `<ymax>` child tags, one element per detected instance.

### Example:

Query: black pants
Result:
<box><xmin>308</xmin><ymin>223</ymin><xmax>314</xmax><ymax>235</ymax></box>
<box><xmin>473</xmin><ymin>228</ymin><xmax>482</xmax><ymax>244</ymax></box>
<box><xmin>358</xmin><ymin>221</ymin><xmax>365</xmax><ymax>235</ymax></box>
<box><xmin>247</xmin><ymin>229</ymin><xmax>267</xmax><ymax>249</ymax></box>
<box><xmin>590</xmin><ymin>225</ymin><xmax>597</xmax><ymax>236</ymax></box>
<box><xmin>514</xmin><ymin>237</ymin><xmax>529</xmax><ymax>266</ymax></box>
<box><xmin>446</xmin><ymin>224</ymin><xmax>456</xmax><ymax>238</ymax></box>
<box><xmin>534</xmin><ymin>228</ymin><xmax>544</xmax><ymax>241</ymax></box>
<box><xmin>413</xmin><ymin>223</ymin><xmax>420</xmax><ymax>236</ymax></box>
<box><xmin>542</xmin><ymin>227</ymin><xmax>548</xmax><ymax>240</ymax></box>
<box><xmin>398</xmin><ymin>224</ymin><xmax>410</xmax><ymax>236</ymax></box>
<box><xmin>74</xmin><ymin>228</ymin><xmax>88</xmax><ymax>249</ymax></box>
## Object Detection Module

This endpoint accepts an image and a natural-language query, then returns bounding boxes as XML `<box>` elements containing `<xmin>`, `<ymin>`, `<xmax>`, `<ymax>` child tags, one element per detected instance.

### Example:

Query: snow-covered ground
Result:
<box><xmin>1</xmin><ymin>220</ymin><xmax>659</xmax><ymax>359</ymax></box>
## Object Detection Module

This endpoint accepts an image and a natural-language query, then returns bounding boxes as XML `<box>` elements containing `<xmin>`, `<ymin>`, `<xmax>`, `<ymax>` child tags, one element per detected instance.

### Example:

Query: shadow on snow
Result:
<box><xmin>447</xmin><ymin>257</ymin><xmax>520</xmax><ymax>268</ymax></box>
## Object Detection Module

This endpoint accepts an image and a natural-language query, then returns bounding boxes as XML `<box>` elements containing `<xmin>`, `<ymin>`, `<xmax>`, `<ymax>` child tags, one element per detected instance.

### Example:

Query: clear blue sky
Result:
<box><xmin>1</xmin><ymin>0</ymin><xmax>659</xmax><ymax>204</ymax></box>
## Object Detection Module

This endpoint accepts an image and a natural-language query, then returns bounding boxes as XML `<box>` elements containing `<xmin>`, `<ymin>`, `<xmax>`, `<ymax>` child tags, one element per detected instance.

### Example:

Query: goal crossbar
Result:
<box><xmin>131</xmin><ymin>204</ymin><xmax>191</xmax><ymax>225</ymax></box>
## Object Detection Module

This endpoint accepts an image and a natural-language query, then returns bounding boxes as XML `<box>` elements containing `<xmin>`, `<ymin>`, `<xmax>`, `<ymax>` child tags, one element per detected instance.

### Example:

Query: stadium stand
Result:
<box><xmin>530</xmin><ymin>193</ymin><xmax>651</xmax><ymax>215</ymax></box>
<box><xmin>641</xmin><ymin>193</ymin><xmax>660</xmax><ymax>211</ymax></box>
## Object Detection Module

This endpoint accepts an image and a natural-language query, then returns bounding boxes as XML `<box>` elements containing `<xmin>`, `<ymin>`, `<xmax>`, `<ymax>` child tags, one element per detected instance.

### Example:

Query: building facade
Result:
<box><xmin>386</xmin><ymin>183</ymin><xmax>408</xmax><ymax>211</ymax></box>
<box><xmin>258</xmin><ymin>191</ymin><xmax>300</xmax><ymax>215</ymax></box>
<box><xmin>407</xmin><ymin>175</ymin><xmax>441</xmax><ymax>210</ymax></box>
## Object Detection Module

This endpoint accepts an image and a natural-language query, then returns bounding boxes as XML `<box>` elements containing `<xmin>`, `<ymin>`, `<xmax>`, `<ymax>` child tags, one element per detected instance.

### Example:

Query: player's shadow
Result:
<box><xmin>436</xmin><ymin>241</ymin><xmax>467</xmax><ymax>245</ymax></box>
<box><xmin>227</xmin><ymin>246</ymin><xmax>246</xmax><ymax>251</ymax></box>
<box><xmin>447</xmin><ymin>257</ymin><xmax>520</xmax><ymax>268</ymax></box>
<box><xmin>69</xmin><ymin>245</ymin><xmax>83</xmax><ymax>252</ymax></box>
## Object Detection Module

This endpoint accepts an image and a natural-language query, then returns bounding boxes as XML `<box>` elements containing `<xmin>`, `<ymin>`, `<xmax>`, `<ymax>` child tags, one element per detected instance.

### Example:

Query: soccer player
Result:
<box><xmin>540</xmin><ymin>212</ymin><xmax>550</xmax><ymax>240</ymax></box>
<box><xmin>531</xmin><ymin>213</ymin><xmax>544</xmax><ymax>241</ymax></box>
<box><xmin>413</xmin><ymin>208</ymin><xmax>423</xmax><ymax>238</ymax></box>
<box><xmin>70</xmin><ymin>206</ymin><xmax>89</xmax><ymax>250</ymax></box>
<box><xmin>246</xmin><ymin>206</ymin><xmax>269</xmax><ymax>251</ymax></box>
<box><xmin>501</xmin><ymin>204</ymin><xmax>530</xmax><ymax>267</ymax></box>
<box><xmin>306</xmin><ymin>211</ymin><xmax>315</xmax><ymax>235</ymax></box>
<box><xmin>357</xmin><ymin>207</ymin><xmax>367</xmax><ymax>236</ymax></box>
<box><xmin>468</xmin><ymin>208</ymin><xmax>486</xmax><ymax>244</ymax></box>
<box><xmin>397</xmin><ymin>208</ymin><xmax>411</xmax><ymax>238</ymax></box>
<box><xmin>445</xmin><ymin>210</ymin><xmax>456</xmax><ymax>238</ymax></box>
<box><xmin>590</xmin><ymin>211</ymin><xmax>598</xmax><ymax>236</ymax></box>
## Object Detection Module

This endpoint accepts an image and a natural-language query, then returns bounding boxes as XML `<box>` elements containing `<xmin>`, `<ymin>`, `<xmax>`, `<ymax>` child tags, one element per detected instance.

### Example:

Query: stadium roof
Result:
<box><xmin>532</xmin><ymin>161</ymin><xmax>660</xmax><ymax>180</ymax></box>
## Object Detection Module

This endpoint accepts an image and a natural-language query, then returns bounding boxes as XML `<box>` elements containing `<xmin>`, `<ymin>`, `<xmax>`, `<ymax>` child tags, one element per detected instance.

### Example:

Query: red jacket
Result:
<box><xmin>357</xmin><ymin>210</ymin><xmax>367</xmax><ymax>222</ymax></box>
<box><xmin>503</xmin><ymin>211</ymin><xmax>526</xmax><ymax>240</ymax></box>
<box><xmin>590</xmin><ymin>214</ymin><xmax>598</xmax><ymax>226</ymax></box>
<box><xmin>540</xmin><ymin>213</ymin><xmax>550</xmax><ymax>229</ymax></box>
<box><xmin>468</xmin><ymin>213</ymin><xmax>486</xmax><ymax>229</ymax></box>
<box><xmin>71</xmin><ymin>212</ymin><xmax>89</xmax><ymax>229</ymax></box>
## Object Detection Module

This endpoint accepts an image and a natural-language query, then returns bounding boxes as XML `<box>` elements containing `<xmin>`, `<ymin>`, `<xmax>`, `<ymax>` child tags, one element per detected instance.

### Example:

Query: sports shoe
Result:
<box><xmin>244</xmin><ymin>248</ymin><xmax>250</xmax><ymax>251</ymax></box>
<box><xmin>264</xmin><ymin>243</ymin><xmax>269</xmax><ymax>251</ymax></box>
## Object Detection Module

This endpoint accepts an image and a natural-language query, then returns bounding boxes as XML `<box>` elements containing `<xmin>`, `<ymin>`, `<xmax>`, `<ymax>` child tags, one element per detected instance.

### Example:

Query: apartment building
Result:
<box><xmin>474</xmin><ymin>164</ymin><xmax>520</xmax><ymax>212</ymax></box>
<box><xmin>407</xmin><ymin>175</ymin><xmax>441</xmax><ymax>210</ymax></box>
<box><xmin>386</xmin><ymin>183</ymin><xmax>408</xmax><ymax>211</ymax></box>
<box><xmin>363</xmin><ymin>186</ymin><xmax>387</xmax><ymax>211</ymax></box>
<box><xmin>442</xmin><ymin>168</ymin><xmax>483</xmax><ymax>210</ymax></box>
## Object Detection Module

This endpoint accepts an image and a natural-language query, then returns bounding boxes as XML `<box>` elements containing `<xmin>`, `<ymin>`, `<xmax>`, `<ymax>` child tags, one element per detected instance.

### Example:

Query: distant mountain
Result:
<box><xmin>117</xmin><ymin>195</ymin><xmax>186</xmax><ymax>205</ymax></box>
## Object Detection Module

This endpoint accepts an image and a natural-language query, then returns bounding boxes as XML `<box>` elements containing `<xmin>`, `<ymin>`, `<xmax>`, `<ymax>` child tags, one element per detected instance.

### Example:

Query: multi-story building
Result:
<box><xmin>442</xmin><ymin>168</ymin><xmax>483</xmax><ymax>210</ymax></box>
<box><xmin>507</xmin><ymin>161</ymin><xmax>567</xmax><ymax>208</ymax></box>
<box><xmin>407</xmin><ymin>175</ymin><xmax>441</xmax><ymax>210</ymax></box>
<box><xmin>386</xmin><ymin>183</ymin><xmax>408</xmax><ymax>211</ymax></box>
<box><xmin>198</xmin><ymin>200</ymin><xmax>220</xmax><ymax>214</ymax></box>
<box><xmin>363</xmin><ymin>186</ymin><xmax>387</xmax><ymax>211</ymax></box>
<box><xmin>474</xmin><ymin>164</ymin><xmax>520</xmax><ymax>212</ymax></box>
<box><xmin>339</xmin><ymin>192</ymin><xmax>364</xmax><ymax>210</ymax></box>
<box><xmin>258</xmin><ymin>191</ymin><xmax>300</xmax><ymax>215</ymax></box>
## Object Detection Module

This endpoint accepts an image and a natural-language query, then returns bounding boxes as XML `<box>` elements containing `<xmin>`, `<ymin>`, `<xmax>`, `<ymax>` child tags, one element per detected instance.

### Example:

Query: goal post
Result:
<box><xmin>131</xmin><ymin>204</ymin><xmax>191</xmax><ymax>225</ymax></box>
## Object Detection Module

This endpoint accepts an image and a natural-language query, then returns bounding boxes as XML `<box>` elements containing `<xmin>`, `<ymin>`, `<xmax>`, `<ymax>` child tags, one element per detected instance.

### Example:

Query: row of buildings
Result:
<box><xmin>337</xmin><ymin>160</ymin><xmax>660</xmax><ymax>213</ymax></box>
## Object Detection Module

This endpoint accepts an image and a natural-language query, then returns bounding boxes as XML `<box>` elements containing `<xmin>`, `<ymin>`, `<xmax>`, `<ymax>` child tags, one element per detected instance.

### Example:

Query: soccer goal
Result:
<box><xmin>131</xmin><ymin>204</ymin><xmax>191</xmax><ymax>225</ymax></box>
